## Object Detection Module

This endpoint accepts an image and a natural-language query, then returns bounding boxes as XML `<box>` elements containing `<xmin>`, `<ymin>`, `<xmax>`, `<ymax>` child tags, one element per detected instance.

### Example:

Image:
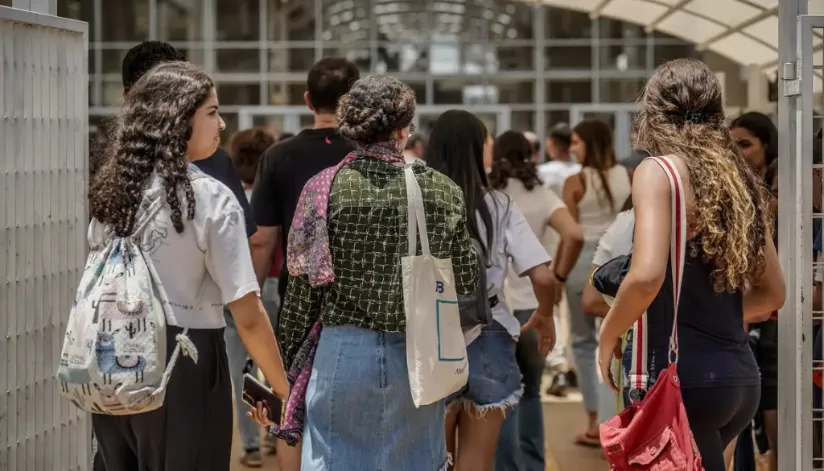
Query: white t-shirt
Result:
<box><xmin>88</xmin><ymin>166</ymin><xmax>260</xmax><ymax>329</ymax></box>
<box><xmin>501</xmin><ymin>179</ymin><xmax>566</xmax><ymax>311</ymax></box>
<box><xmin>592</xmin><ymin>210</ymin><xmax>635</xmax><ymax>266</ymax></box>
<box><xmin>592</xmin><ymin>210</ymin><xmax>635</xmax><ymax>332</ymax></box>
<box><xmin>478</xmin><ymin>191</ymin><xmax>552</xmax><ymax>339</ymax></box>
<box><xmin>538</xmin><ymin>160</ymin><xmax>582</xmax><ymax>197</ymax></box>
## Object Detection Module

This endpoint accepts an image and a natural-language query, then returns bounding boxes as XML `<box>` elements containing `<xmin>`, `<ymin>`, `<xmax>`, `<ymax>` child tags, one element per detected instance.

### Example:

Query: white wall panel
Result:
<box><xmin>0</xmin><ymin>6</ymin><xmax>89</xmax><ymax>471</ymax></box>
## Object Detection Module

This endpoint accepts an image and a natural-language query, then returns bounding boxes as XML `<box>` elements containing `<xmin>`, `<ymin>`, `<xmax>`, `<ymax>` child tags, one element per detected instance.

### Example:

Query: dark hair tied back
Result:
<box><xmin>489</xmin><ymin>130</ymin><xmax>543</xmax><ymax>191</ymax></box>
<box><xmin>336</xmin><ymin>75</ymin><xmax>416</xmax><ymax>146</ymax></box>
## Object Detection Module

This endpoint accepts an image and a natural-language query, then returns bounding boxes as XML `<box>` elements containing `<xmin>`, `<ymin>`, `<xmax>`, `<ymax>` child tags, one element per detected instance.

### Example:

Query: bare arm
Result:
<box><xmin>251</xmin><ymin>226</ymin><xmax>280</xmax><ymax>287</ymax></box>
<box><xmin>742</xmin><ymin>235</ymin><xmax>785</xmax><ymax>322</ymax></box>
<box><xmin>548</xmin><ymin>207</ymin><xmax>584</xmax><ymax>278</ymax></box>
<box><xmin>525</xmin><ymin>263</ymin><xmax>558</xmax><ymax>317</ymax></box>
<box><xmin>228</xmin><ymin>292</ymin><xmax>289</xmax><ymax>398</ymax></box>
<box><xmin>599</xmin><ymin>160</ymin><xmax>672</xmax><ymax>342</ymax></box>
<box><xmin>583</xmin><ymin>265</ymin><xmax>611</xmax><ymax>317</ymax></box>
<box><xmin>562</xmin><ymin>174</ymin><xmax>583</xmax><ymax>222</ymax></box>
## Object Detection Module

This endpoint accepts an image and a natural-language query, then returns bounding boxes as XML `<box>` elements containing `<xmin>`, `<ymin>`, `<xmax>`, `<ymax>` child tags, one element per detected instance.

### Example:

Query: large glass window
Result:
<box><xmin>157</xmin><ymin>0</ymin><xmax>203</xmax><ymax>42</ymax></box>
<box><xmin>322</xmin><ymin>43</ymin><xmax>372</xmax><ymax>73</ymax></box>
<box><xmin>216</xmin><ymin>48</ymin><xmax>260</xmax><ymax>73</ymax></box>
<box><xmin>598</xmin><ymin>42</ymin><xmax>646</xmax><ymax>71</ymax></box>
<box><xmin>216</xmin><ymin>0</ymin><xmax>259</xmax><ymax>41</ymax></box>
<box><xmin>57</xmin><ymin>0</ymin><xmax>96</xmax><ymax>40</ymax></box>
<box><xmin>268</xmin><ymin>83</ymin><xmax>307</xmax><ymax>105</ymax></box>
<box><xmin>546</xmin><ymin>44</ymin><xmax>592</xmax><ymax>69</ymax></box>
<box><xmin>433</xmin><ymin>78</ymin><xmax>489</xmax><ymax>105</ymax></box>
<box><xmin>492</xmin><ymin>44</ymin><xmax>535</xmax><ymax>72</ymax></box>
<box><xmin>598</xmin><ymin>18</ymin><xmax>645</xmax><ymax>41</ymax></box>
<box><xmin>546</xmin><ymin>80</ymin><xmax>592</xmax><ymax>103</ymax></box>
<box><xmin>217</xmin><ymin>83</ymin><xmax>261</xmax><ymax>106</ymax></box>
<box><xmin>101</xmin><ymin>0</ymin><xmax>150</xmax><ymax>42</ymax></box>
<box><xmin>323</xmin><ymin>0</ymin><xmax>373</xmax><ymax>44</ymax></box>
<box><xmin>496</xmin><ymin>79</ymin><xmax>535</xmax><ymax>104</ymax></box>
<box><xmin>599</xmin><ymin>78</ymin><xmax>647</xmax><ymax>103</ymax></box>
<box><xmin>545</xmin><ymin>7</ymin><xmax>591</xmax><ymax>39</ymax></box>
<box><xmin>268</xmin><ymin>0</ymin><xmax>316</xmax><ymax>41</ymax></box>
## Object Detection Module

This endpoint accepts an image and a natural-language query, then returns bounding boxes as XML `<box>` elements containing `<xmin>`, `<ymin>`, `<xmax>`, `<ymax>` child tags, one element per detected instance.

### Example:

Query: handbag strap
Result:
<box><xmin>404</xmin><ymin>165</ymin><xmax>431</xmax><ymax>256</ymax></box>
<box><xmin>647</xmin><ymin>156</ymin><xmax>687</xmax><ymax>364</ymax></box>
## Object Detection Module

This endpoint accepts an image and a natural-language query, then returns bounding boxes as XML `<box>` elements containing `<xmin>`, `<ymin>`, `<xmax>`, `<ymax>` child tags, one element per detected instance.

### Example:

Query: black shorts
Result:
<box><xmin>92</xmin><ymin>325</ymin><xmax>233</xmax><ymax>471</ymax></box>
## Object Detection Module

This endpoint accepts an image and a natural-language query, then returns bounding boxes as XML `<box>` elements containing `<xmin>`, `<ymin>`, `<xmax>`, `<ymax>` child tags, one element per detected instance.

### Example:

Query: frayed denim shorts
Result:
<box><xmin>448</xmin><ymin>321</ymin><xmax>522</xmax><ymax>413</ymax></box>
<box><xmin>301</xmin><ymin>324</ymin><xmax>449</xmax><ymax>471</ymax></box>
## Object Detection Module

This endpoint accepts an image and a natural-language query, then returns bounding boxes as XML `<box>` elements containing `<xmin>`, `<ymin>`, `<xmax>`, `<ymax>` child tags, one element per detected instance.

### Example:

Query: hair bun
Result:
<box><xmin>336</xmin><ymin>75</ymin><xmax>416</xmax><ymax>145</ymax></box>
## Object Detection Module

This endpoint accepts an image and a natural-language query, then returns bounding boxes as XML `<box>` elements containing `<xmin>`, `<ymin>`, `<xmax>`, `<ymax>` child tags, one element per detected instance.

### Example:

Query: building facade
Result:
<box><xmin>47</xmin><ymin>0</ymin><xmax>746</xmax><ymax>157</ymax></box>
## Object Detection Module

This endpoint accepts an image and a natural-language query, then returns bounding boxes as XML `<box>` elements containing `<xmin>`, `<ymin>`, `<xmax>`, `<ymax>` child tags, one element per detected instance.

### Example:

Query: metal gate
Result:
<box><xmin>0</xmin><ymin>5</ymin><xmax>90</xmax><ymax>471</ymax></box>
<box><xmin>778</xmin><ymin>1</ymin><xmax>824</xmax><ymax>470</ymax></box>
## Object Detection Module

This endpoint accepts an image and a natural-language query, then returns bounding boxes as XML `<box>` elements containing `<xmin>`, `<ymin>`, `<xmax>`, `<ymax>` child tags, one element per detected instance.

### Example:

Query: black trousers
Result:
<box><xmin>92</xmin><ymin>325</ymin><xmax>233</xmax><ymax>471</ymax></box>
<box><xmin>682</xmin><ymin>384</ymin><xmax>761</xmax><ymax>471</ymax></box>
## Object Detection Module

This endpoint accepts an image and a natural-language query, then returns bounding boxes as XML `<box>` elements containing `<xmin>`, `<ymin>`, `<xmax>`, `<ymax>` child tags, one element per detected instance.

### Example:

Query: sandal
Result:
<box><xmin>575</xmin><ymin>431</ymin><xmax>601</xmax><ymax>448</ymax></box>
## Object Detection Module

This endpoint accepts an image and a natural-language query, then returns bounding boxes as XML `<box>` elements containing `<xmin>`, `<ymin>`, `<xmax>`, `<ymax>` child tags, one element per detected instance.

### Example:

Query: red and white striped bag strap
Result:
<box><xmin>626</xmin><ymin>156</ymin><xmax>687</xmax><ymax>400</ymax></box>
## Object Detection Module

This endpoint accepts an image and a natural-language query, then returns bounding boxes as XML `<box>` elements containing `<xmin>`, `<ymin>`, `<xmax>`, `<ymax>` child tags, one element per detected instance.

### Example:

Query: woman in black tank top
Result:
<box><xmin>595</xmin><ymin>58</ymin><xmax>786</xmax><ymax>471</ymax></box>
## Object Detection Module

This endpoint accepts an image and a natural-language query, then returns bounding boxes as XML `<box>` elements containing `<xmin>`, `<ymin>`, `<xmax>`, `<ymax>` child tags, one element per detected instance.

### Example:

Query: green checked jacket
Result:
<box><xmin>278</xmin><ymin>159</ymin><xmax>479</xmax><ymax>369</ymax></box>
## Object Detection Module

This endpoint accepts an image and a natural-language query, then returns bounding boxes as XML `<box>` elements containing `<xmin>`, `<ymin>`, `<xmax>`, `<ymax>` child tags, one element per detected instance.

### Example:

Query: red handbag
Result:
<box><xmin>599</xmin><ymin>156</ymin><xmax>703</xmax><ymax>470</ymax></box>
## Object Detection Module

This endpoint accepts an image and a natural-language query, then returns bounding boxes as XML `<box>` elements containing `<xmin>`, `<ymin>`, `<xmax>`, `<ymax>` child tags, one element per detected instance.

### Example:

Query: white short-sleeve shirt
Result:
<box><xmin>479</xmin><ymin>190</ymin><xmax>552</xmax><ymax>339</ymax></box>
<box><xmin>501</xmin><ymin>178</ymin><xmax>567</xmax><ymax>311</ymax></box>
<box><xmin>88</xmin><ymin>166</ymin><xmax>260</xmax><ymax>329</ymax></box>
<box><xmin>592</xmin><ymin>210</ymin><xmax>635</xmax><ymax>266</ymax></box>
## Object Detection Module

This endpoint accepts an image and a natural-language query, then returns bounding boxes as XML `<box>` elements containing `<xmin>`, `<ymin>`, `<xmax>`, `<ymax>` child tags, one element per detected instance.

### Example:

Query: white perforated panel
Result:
<box><xmin>0</xmin><ymin>6</ymin><xmax>89</xmax><ymax>471</ymax></box>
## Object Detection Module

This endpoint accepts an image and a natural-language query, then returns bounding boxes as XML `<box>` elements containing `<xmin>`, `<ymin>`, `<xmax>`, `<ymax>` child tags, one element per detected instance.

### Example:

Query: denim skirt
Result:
<box><xmin>300</xmin><ymin>324</ymin><xmax>449</xmax><ymax>471</ymax></box>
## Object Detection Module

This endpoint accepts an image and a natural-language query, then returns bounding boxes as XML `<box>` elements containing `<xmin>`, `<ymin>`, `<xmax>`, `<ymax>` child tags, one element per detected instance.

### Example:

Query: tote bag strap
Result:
<box><xmin>647</xmin><ymin>156</ymin><xmax>687</xmax><ymax>364</ymax></box>
<box><xmin>404</xmin><ymin>165</ymin><xmax>431</xmax><ymax>257</ymax></box>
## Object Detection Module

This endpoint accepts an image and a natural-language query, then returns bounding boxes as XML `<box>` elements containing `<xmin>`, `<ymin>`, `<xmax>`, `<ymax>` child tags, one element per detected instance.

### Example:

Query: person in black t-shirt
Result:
<box><xmin>250</xmin><ymin>58</ymin><xmax>360</xmax><ymax>320</ymax></box>
<box><xmin>119</xmin><ymin>41</ymin><xmax>257</xmax><ymax>237</ymax></box>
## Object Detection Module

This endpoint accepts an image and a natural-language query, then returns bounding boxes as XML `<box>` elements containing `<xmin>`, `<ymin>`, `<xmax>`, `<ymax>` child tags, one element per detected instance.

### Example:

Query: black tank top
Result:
<box><xmin>646</xmin><ymin>243</ymin><xmax>760</xmax><ymax>388</ymax></box>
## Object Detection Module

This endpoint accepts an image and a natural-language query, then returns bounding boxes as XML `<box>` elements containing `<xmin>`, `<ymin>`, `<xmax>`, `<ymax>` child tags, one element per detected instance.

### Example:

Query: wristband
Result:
<box><xmin>554</xmin><ymin>270</ymin><xmax>567</xmax><ymax>283</ymax></box>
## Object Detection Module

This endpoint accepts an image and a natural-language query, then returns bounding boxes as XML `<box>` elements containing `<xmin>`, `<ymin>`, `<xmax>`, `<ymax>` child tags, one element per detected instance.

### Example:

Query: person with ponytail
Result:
<box><xmin>561</xmin><ymin>119</ymin><xmax>632</xmax><ymax>448</ymax></box>
<box><xmin>596</xmin><ymin>58</ymin><xmax>785</xmax><ymax>471</ymax></box>
<box><xmin>489</xmin><ymin>130</ymin><xmax>584</xmax><ymax>470</ymax></box>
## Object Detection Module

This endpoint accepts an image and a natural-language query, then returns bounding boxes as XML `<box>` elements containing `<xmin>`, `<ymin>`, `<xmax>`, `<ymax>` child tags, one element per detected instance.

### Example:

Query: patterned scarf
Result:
<box><xmin>272</xmin><ymin>140</ymin><xmax>406</xmax><ymax>445</ymax></box>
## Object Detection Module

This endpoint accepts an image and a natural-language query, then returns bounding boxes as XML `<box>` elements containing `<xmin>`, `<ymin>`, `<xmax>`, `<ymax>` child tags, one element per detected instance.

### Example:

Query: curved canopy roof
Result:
<box><xmin>545</xmin><ymin>0</ymin><xmax>823</xmax><ymax>77</ymax></box>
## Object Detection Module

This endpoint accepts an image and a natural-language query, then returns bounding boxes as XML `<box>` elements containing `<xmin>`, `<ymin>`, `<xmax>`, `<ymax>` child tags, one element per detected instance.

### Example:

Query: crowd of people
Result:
<box><xmin>80</xmin><ymin>39</ymin><xmax>789</xmax><ymax>471</ymax></box>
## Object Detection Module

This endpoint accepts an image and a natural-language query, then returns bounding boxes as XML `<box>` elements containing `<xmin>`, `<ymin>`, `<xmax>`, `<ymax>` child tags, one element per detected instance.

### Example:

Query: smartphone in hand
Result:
<box><xmin>242</xmin><ymin>373</ymin><xmax>284</xmax><ymax>426</ymax></box>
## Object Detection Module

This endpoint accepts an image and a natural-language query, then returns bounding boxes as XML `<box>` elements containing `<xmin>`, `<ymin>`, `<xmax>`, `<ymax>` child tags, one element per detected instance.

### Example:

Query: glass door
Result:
<box><xmin>238</xmin><ymin>105</ymin><xmax>513</xmax><ymax>138</ymax></box>
<box><xmin>414</xmin><ymin>105</ymin><xmax>512</xmax><ymax>138</ymax></box>
<box><xmin>569</xmin><ymin>105</ymin><xmax>638</xmax><ymax>160</ymax></box>
<box><xmin>237</xmin><ymin>106</ymin><xmax>315</xmax><ymax>135</ymax></box>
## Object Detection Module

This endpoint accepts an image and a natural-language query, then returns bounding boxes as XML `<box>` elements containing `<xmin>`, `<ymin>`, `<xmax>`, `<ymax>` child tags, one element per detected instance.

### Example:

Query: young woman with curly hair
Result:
<box><xmin>596</xmin><ymin>58</ymin><xmax>785</xmax><ymax>471</ymax></box>
<box><xmin>89</xmin><ymin>61</ymin><xmax>289</xmax><ymax>470</ymax></box>
<box><xmin>489</xmin><ymin>130</ymin><xmax>583</xmax><ymax>470</ymax></box>
<box><xmin>254</xmin><ymin>76</ymin><xmax>479</xmax><ymax>471</ymax></box>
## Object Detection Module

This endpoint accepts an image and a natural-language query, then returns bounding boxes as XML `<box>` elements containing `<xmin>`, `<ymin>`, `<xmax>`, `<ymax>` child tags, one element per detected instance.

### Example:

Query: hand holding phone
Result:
<box><xmin>242</xmin><ymin>373</ymin><xmax>284</xmax><ymax>426</ymax></box>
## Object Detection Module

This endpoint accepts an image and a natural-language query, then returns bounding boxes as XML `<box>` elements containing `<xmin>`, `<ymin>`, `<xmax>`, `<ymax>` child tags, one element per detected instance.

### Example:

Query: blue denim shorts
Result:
<box><xmin>301</xmin><ymin>325</ymin><xmax>449</xmax><ymax>471</ymax></box>
<box><xmin>448</xmin><ymin>321</ymin><xmax>522</xmax><ymax>413</ymax></box>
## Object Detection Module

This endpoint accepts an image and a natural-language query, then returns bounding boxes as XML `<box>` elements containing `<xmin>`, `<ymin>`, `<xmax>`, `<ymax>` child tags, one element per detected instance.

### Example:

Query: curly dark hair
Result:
<box><xmin>489</xmin><ymin>130</ymin><xmax>543</xmax><ymax>191</ymax></box>
<box><xmin>90</xmin><ymin>61</ymin><xmax>215</xmax><ymax>236</ymax></box>
<box><xmin>633</xmin><ymin>58</ymin><xmax>771</xmax><ymax>293</ymax></box>
<box><xmin>228</xmin><ymin>127</ymin><xmax>276</xmax><ymax>185</ymax></box>
<box><xmin>336</xmin><ymin>75</ymin><xmax>416</xmax><ymax>145</ymax></box>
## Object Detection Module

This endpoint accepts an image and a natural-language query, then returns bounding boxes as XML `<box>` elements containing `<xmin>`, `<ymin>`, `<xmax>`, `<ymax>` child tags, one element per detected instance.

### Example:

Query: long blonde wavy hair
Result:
<box><xmin>633</xmin><ymin>58</ymin><xmax>772</xmax><ymax>293</ymax></box>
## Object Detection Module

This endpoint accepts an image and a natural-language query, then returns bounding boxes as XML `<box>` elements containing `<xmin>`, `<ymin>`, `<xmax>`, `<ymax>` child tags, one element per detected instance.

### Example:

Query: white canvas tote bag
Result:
<box><xmin>402</xmin><ymin>165</ymin><xmax>469</xmax><ymax>407</ymax></box>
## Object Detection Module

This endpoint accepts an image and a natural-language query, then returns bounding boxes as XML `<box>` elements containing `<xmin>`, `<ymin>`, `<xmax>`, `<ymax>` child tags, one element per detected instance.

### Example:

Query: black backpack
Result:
<box><xmin>458</xmin><ymin>238</ymin><xmax>493</xmax><ymax>330</ymax></box>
